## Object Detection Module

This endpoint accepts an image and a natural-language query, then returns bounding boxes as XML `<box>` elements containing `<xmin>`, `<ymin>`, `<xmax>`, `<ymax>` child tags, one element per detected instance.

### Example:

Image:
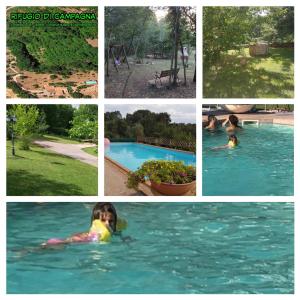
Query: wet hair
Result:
<box><xmin>228</xmin><ymin>134</ymin><xmax>238</xmax><ymax>145</ymax></box>
<box><xmin>228</xmin><ymin>115</ymin><xmax>241</xmax><ymax>127</ymax></box>
<box><xmin>208</xmin><ymin>114</ymin><xmax>217</xmax><ymax>122</ymax></box>
<box><xmin>91</xmin><ymin>202</ymin><xmax>117</xmax><ymax>232</ymax></box>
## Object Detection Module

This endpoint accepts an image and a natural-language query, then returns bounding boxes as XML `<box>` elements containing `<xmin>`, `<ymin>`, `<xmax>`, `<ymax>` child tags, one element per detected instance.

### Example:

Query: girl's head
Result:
<box><xmin>208</xmin><ymin>114</ymin><xmax>217</xmax><ymax>122</ymax></box>
<box><xmin>228</xmin><ymin>134</ymin><xmax>238</xmax><ymax>146</ymax></box>
<box><xmin>228</xmin><ymin>115</ymin><xmax>239</xmax><ymax>127</ymax></box>
<box><xmin>91</xmin><ymin>203</ymin><xmax>117</xmax><ymax>232</ymax></box>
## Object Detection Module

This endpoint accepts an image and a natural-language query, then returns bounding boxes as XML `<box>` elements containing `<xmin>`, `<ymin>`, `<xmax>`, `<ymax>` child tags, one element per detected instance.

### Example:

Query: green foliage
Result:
<box><xmin>105</xmin><ymin>7</ymin><xmax>195</xmax><ymax>58</ymax></box>
<box><xmin>203</xmin><ymin>7</ymin><xmax>252</xmax><ymax>67</ymax></box>
<box><xmin>7</xmin><ymin>80</ymin><xmax>38</xmax><ymax>98</ymax></box>
<box><xmin>37</xmin><ymin>105</ymin><xmax>74</xmax><ymax>136</ymax></box>
<box><xmin>7</xmin><ymin>7</ymin><xmax>98</xmax><ymax>73</ymax></box>
<box><xmin>203</xmin><ymin>7</ymin><xmax>294</xmax><ymax>68</ymax></box>
<box><xmin>255</xmin><ymin>104</ymin><xmax>294</xmax><ymax>111</ymax></box>
<box><xmin>105</xmin><ymin>110</ymin><xmax>195</xmax><ymax>145</ymax></box>
<box><xmin>50</xmin><ymin>74</ymin><xmax>58</xmax><ymax>80</ymax></box>
<box><xmin>127</xmin><ymin>160</ymin><xmax>196</xmax><ymax>189</ymax></box>
<box><xmin>7</xmin><ymin>105</ymin><xmax>48</xmax><ymax>150</ymax></box>
<box><xmin>69</xmin><ymin>105</ymin><xmax>98</xmax><ymax>142</ymax></box>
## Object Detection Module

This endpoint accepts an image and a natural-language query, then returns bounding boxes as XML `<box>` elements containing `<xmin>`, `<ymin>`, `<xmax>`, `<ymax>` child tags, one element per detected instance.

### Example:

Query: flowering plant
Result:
<box><xmin>127</xmin><ymin>160</ymin><xmax>196</xmax><ymax>189</ymax></box>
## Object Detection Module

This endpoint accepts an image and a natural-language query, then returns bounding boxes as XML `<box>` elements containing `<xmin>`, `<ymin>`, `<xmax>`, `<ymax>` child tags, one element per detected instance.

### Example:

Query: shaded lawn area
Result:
<box><xmin>82</xmin><ymin>146</ymin><xmax>98</xmax><ymax>156</ymax></box>
<box><xmin>105</xmin><ymin>57</ymin><xmax>196</xmax><ymax>98</ymax></box>
<box><xmin>7</xmin><ymin>141</ymin><xmax>98</xmax><ymax>196</ymax></box>
<box><xmin>203</xmin><ymin>48</ymin><xmax>294</xmax><ymax>98</ymax></box>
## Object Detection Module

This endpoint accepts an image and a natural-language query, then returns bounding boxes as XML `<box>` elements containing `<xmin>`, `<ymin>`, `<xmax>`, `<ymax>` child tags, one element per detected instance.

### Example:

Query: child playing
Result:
<box><xmin>205</xmin><ymin>114</ymin><xmax>218</xmax><ymax>131</ymax></box>
<box><xmin>115</xmin><ymin>56</ymin><xmax>121</xmax><ymax>66</ymax></box>
<box><xmin>42</xmin><ymin>203</ymin><xmax>126</xmax><ymax>247</ymax></box>
<box><xmin>222</xmin><ymin>114</ymin><xmax>242</xmax><ymax>133</ymax></box>
<box><xmin>211</xmin><ymin>134</ymin><xmax>238</xmax><ymax>150</ymax></box>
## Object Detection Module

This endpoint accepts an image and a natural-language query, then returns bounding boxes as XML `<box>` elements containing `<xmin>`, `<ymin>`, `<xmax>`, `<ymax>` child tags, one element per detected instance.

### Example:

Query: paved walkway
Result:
<box><xmin>34</xmin><ymin>140</ymin><xmax>98</xmax><ymax>167</ymax></box>
<box><xmin>105</xmin><ymin>159</ymin><xmax>143</xmax><ymax>196</ymax></box>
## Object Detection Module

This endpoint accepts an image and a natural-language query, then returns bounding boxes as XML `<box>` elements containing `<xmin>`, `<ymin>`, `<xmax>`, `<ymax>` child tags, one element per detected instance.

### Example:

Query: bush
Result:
<box><xmin>127</xmin><ymin>160</ymin><xmax>196</xmax><ymax>189</ymax></box>
<box><xmin>19</xmin><ymin>136</ymin><xmax>32</xmax><ymax>150</ymax></box>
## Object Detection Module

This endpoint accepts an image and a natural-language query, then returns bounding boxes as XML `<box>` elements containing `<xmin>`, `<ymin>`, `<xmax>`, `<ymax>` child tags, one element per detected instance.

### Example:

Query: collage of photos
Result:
<box><xmin>3</xmin><ymin>2</ymin><xmax>296</xmax><ymax>298</ymax></box>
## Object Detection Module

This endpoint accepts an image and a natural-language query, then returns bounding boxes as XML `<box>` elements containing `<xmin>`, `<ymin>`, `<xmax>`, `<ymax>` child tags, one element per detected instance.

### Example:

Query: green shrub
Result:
<box><xmin>19</xmin><ymin>136</ymin><xmax>32</xmax><ymax>150</ymax></box>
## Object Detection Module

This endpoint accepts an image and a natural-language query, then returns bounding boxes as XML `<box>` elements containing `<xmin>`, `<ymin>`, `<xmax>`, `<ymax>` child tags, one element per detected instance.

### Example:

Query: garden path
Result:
<box><xmin>34</xmin><ymin>140</ymin><xmax>98</xmax><ymax>167</ymax></box>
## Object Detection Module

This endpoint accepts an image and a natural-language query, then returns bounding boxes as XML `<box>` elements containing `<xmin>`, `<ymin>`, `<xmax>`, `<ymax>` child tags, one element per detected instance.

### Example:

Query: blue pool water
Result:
<box><xmin>105</xmin><ymin>142</ymin><xmax>196</xmax><ymax>171</ymax></box>
<box><xmin>7</xmin><ymin>202</ymin><xmax>294</xmax><ymax>294</ymax></box>
<box><xmin>203</xmin><ymin>124</ymin><xmax>294</xmax><ymax>196</ymax></box>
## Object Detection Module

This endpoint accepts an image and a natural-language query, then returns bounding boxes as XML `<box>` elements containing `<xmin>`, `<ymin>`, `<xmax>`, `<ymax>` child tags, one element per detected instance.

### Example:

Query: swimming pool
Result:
<box><xmin>203</xmin><ymin>124</ymin><xmax>294</xmax><ymax>196</ymax></box>
<box><xmin>105</xmin><ymin>142</ymin><xmax>196</xmax><ymax>171</ymax></box>
<box><xmin>7</xmin><ymin>202</ymin><xmax>294</xmax><ymax>294</ymax></box>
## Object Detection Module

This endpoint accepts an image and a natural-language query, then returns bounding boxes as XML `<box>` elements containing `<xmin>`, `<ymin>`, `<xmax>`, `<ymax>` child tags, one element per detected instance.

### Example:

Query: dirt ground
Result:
<box><xmin>86</xmin><ymin>38</ymin><xmax>98</xmax><ymax>48</ymax></box>
<box><xmin>6</xmin><ymin>46</ymin><xmax>98</xmax><ymax>99</ymax></box>
<box><xmin>7</xmin><ymin>68</ymin><xmax>98</xmax><ymax>98</ymax></box>
<box><xmin>105</xmin><ymin>57</ymin><xmax>196</xmax><ymax>98</ymax></box>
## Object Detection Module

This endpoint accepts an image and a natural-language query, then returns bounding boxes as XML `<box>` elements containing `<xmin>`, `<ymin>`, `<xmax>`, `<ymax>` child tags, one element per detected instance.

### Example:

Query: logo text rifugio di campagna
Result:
<box><xmin>10</xmin><ymin>12</ymin><xmax>97</xmax><ymax>20</ymax></box>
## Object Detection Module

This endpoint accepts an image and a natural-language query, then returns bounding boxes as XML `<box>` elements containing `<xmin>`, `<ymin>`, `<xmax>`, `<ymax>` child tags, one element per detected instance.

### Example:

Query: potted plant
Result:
<box><xmin>127</xmin><ymin>160</ymin><xmax>196</xmax><ymax>195</ymax></box>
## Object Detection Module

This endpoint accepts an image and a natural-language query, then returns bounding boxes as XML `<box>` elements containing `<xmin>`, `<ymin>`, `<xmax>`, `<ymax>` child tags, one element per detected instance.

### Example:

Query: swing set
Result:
<box><xmin>105</xmin><ymin>44</ymin><xmax>130</xmax><ymax>76</ymax></box>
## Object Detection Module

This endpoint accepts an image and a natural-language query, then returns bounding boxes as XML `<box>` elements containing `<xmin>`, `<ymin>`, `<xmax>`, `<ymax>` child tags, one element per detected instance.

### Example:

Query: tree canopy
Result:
<box><xmin>203</xmin><ymin>6</ymin><xmax>294</xmax><ymax>67</ymax></box>
<box><xmin>105</xmin><ymin>109</ymin><xmax>195</xmax><ymax>143</ymax></box>
<box><xmin>105</xmin><ymin>6</ymin><xmax>196</xmax><ymax>59</ymax></box>
<box><xmin>7</xmin><ymin>7</ymin><xmax>98</xmax><ymax>74</ymax></box>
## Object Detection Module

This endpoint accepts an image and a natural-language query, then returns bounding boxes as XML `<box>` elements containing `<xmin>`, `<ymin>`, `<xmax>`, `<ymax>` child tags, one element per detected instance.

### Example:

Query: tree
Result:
<box><xmin>37</xmin><ymin>105</ymin><xmax>74</xmax><ymax>135</ymax></box>
<box><xmin>203</xmin><ymin>7</ymin><xmax>252</xmax><ymax>68</ymax></box>
<box><xmin>8</xmin><ymin>105</ymin><xmax>47</xmax><ymax>150</ymax></box>
<box><xmin>203</xmin><ymin>7</ymin><xmax>294</xmax><ymax>69</ymax></box>
<box><xmin>69</xmin><ymin>105</ymin><xmax>98</xmax><ymax>142</ymax></box>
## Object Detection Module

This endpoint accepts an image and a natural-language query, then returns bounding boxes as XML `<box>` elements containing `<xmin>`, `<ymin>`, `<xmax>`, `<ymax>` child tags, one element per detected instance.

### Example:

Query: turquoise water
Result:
<box><xmin>7</xmin><ymin>202</ymin><xmax>294</xmax><ymax>294</ymax></box>
<box><xmin>105</xmin><ymin>142</ymin><xmax>196</xmax><ymax>171</ymax></box>
<box><xmin>203</xmin><ymin>124</ymin><xmax>294</xmax><ymax>196</ymax></box>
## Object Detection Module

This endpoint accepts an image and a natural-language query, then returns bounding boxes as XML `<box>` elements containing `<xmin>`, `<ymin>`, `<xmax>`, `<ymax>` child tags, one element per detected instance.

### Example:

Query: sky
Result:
<box><xmin>105</xmin><ymin>104</ymin><xmax>196</xmax><ymax>124</ymax></box>
<box><xmin>152</xmin><ymin>7</ymin><xmax>168</xmax><ymax>22</ymax></box>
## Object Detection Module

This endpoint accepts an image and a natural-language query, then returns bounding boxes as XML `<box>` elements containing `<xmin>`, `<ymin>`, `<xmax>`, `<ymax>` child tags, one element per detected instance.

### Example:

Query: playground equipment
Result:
<box><xmin>105</xmin><ymin>44</ymin><xmax>130</xmax><ymax>76</ymax></box>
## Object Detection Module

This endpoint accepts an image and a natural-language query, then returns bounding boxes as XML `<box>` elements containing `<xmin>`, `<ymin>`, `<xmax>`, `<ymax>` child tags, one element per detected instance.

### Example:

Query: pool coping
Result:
<box><xmin>202</xmin><ymin>113</ymin><xmax>294</xmax><ymax>126</ymax></box>
<box><xmin>108</xmin><ymin>141</ymin><xmax>196</xmax><ymax>154</ymax></box>
<box><xmin>136</xmin><ymin>142</ymin><xmax>196</xmax><ymax>154</ymax></box>
<box><xmin>104</xmin><ymin>156</ymin><xmax>196</xmax><ymax>196</ymax></box>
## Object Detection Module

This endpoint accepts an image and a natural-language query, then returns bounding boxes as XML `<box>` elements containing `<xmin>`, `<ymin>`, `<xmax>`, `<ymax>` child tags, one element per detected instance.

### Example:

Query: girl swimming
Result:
<box><xmin>211</xmin><ymin>134</ymin><xmax>238</xmax><ymax>150</ymax></box>
<box><xmin>42</xmin><ymin>203</ymin><xmax>126</xmax><ymax>247</ymax></box>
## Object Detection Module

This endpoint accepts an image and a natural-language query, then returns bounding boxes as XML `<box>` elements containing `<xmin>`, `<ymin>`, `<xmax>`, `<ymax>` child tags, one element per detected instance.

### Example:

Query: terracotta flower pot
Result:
<box><xmin>150</xmin><ymin>180</ymin><xmax>196</xmax><ymax>196</ymax></box>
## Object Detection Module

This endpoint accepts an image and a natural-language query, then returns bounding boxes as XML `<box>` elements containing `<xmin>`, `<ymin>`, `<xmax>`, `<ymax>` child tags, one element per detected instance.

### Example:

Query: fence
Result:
<box><xmin>137</xmin><ymin>136</ymin><xmax>196</xmax><ymax>152</ymax></box>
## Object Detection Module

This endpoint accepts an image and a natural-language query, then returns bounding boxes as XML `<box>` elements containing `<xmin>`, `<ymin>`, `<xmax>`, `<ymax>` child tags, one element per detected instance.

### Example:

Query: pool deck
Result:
<box><xmin>202</xmin><ymin>111</ymin><xmax>294</xmax><ymax>126</ymax></box>
<box><xmin>105</xmin><ymin>157</ymin><xmax>196</xmax><ymax>196</ymax></box>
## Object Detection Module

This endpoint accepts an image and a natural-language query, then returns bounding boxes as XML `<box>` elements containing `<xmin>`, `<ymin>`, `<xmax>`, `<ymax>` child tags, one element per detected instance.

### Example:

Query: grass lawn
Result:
<box><xmin>203</xmin><ymin>48</ymin><xmax>294</xmax><ymax>98</ymax></box>
<box><xmin>7</xmin><ymin>141</ymin><xmax>98</xmax><ymax>196</ymax></box>
<box><xmin>41</xmin><ymin>134</ymin><xmax>81</xmax><ymax>144</ymax></box>
<box><xmin>82</xmin><ymin>146</ymin><xmax>98</xmax><ymax>156</ymax></box>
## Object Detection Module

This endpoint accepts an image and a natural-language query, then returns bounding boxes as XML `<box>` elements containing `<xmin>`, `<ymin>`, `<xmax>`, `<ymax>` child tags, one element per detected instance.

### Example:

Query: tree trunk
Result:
<box><xmin>172</xmin><ymin>7</ymin><xmax>180</xmax><ymax>86</ymax></box>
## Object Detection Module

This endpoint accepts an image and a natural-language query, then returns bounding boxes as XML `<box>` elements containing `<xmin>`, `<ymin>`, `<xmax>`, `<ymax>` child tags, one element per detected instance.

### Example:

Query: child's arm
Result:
<box><xmin>42</xmin><ymin>232</ymin><xmax>95</xmax><ymax>247</ymax></box>
<box><xmin>211</xmin><ymin>144</ymin><xmax>229</xmax><ymax>151</ymax></box>
<box><xmin>222</xmin><ymin>118</ymin><xmax>229</xmax><ymax>127</ymax></box>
